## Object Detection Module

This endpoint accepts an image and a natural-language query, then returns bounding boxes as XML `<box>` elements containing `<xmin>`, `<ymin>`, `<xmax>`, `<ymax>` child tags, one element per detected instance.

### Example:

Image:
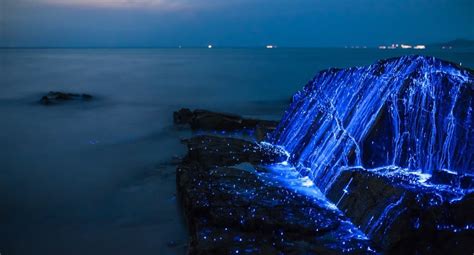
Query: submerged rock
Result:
<box><xmin>177</xmin><ymin>135</ymin><xmax>376</xmax><ymax>254</ymax></box>
<box><xmin>174</xmin><ymin>108</ymin><xmax>278</xmax><ymax>136</ymax></box>
<box><xmin>40</xmin><ymin>91</ymin><xmax>93</xmax><ymax>105</ymax></box>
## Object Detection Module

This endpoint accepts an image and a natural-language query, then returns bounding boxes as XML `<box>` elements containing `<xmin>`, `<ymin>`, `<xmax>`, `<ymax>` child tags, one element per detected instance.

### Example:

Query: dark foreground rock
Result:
<box><xmin>175</xmin><ymin>108</ymin><xmax>474</xmax><ymax>254</ymax></box>
<box><xmin>40</xmin><ymin>91</ymin><xmax>93</xmax><ymax>105</ymax></box>
<box><xmin>326</xmin><ymin>166</ymin><xmax>474</xmax><ymax>255</ymax></box>
<box><xmin>183</xmin><ymin>135</ymin><xmax>288</xmax><ymax>168</ymax></box>
<box><xmin>177</xmin><ymin>135</ymin><xmax>376</xmax><ymax>254</ymax></box>
<box><xmin>174</xmin><ymin>108</ymin><xmax>278</xmax><ymax>140</ymax></box>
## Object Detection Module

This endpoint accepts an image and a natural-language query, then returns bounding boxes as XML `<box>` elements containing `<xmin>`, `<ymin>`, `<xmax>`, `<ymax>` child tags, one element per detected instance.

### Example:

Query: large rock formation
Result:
<box><xmin>266</xmin><ymin>55</ymin><xmax>474</xmax><ymax>254</ymax></box>
<box><xmin>174</xmin><ymin>56</ymin><xmax>474</xmax><ymax>255</ymax></box>
<box><xmin>177</xmin><ymin>135</ymin><xmax>376</xmax><ymax>254</ymax></box>
<box><xmin>269</xmin><ymin>55</ymin><xmax>473</xmax><ymax>191</ymax></box>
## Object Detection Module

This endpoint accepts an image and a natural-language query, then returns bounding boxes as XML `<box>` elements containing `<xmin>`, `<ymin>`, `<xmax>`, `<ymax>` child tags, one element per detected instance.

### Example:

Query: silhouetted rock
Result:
<box><xmin>174</xmin><ymin>108</ymin><xmax>278</xmax><ymax>133</ymax></box>
<box><xmin>173</xmin><ymin>108</ymin><xmax>194</xmax><ymax>124</ymax></box>
<box><xmin>40</xmin><ymin>91</ymin><xmax>93</xmax><ymax>105</ymax></box>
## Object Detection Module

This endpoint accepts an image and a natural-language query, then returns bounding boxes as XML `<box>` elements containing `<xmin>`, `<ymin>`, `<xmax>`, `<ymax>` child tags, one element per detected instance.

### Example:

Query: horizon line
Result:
<box><xmin>0</xmin><ymin>46</ymin><xmax>462</xmax><ymax>50</ymax></box>
<box><xmin>1</xmin><ymin>38</ymin><xmax>472</xmax><ymax>50</ymax></box>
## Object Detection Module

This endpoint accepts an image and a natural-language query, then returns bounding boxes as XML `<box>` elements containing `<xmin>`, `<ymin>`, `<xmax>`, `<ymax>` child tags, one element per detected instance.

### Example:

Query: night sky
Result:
<box><xmin>1</xmin><ymin>0</ymin><xmax>473</xmax><ymax>47</ymax></box>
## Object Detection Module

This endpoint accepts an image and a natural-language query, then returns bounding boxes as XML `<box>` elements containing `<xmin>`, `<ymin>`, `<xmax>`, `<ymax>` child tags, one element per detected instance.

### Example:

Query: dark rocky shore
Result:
<box><xmin>174</xmin><ymin>108</ymin><xmax>474</xmax><ymax>255</ymax></box>
<box><xmin>172</xmin><ymin>55</ymin><xmax>474</xmax><ymax>255</ymax></box>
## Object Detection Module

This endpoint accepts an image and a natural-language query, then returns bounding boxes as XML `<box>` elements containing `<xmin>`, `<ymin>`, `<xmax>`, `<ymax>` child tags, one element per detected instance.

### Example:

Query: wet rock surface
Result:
<box><xmin>40</xmin><ymin>91</ymin><xmax>93</xmax><ymax>105</ymax></box>
<box><xmin>269</xmin><ymin>56</ymin><xmax>474</xmax><ymax>190</ymax></box>
<box><xmin>177</xmin><ymin>135</ymin><xmax>376</xmax><ymax>254</ymax></box>
<box><xmin>259</xmin><ymin>56</ymin><xmax>474</xmax><ymax>254</ymax></box>
<box><xmin>175</xmin><ymin>90</ymin><xmax>474</xmax><ymax>254</ymax></box>
<box><xmin>326</xmin><ymin>167</ymin><xmax>474</xmax><ymax>255</ymax></box>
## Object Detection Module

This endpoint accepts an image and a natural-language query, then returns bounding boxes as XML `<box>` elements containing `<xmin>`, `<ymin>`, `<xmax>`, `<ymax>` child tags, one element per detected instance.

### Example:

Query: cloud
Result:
<box><xmin>6</xmin><ymin>0</ymin><xmax>237</xmax><ymax>11</ymax></box>
<box><xmin>39</xmin><ymin>0</ymin><xmax>189</xmax><ymax>10</ymax></box>
<box><xmin>3</xmin><ymin>0</ymin><xmax>259</xmax><ymax>13</ymax></box>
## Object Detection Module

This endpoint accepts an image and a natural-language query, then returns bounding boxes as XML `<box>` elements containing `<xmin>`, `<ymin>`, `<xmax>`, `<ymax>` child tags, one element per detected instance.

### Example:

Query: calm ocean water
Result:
<box><xmin>1</xmin><ymin>48</ymin><xmax>473</xmax><ymax>254</ymax></box>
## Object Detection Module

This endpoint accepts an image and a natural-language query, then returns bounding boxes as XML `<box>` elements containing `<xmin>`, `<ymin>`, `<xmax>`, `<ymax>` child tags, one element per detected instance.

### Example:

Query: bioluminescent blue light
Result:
<box><xmin>268</xmin><ymin>55</ymin><xmax>473</xmax><ymax>192</ymax></box>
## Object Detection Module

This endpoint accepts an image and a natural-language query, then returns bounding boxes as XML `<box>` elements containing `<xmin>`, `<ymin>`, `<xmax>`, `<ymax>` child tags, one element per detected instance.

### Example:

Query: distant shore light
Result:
<box><xmin>208</xmin><ymin>44</ymin><xmax>213</xmax><ymax>49</ymax></box>
<box><xmin>266</xmin><ymin>45</ymin><xmax>276</xmax><ymax>49</ymax></box>
<box><xmin>414</xmin><ymin>45</ymin><xmax>426</xmax><ymax>50</ymax></box>
<box><xmin>387</xmin><ymin>44</ymin><xmax>397</xmax><ymax>49</ymax></box>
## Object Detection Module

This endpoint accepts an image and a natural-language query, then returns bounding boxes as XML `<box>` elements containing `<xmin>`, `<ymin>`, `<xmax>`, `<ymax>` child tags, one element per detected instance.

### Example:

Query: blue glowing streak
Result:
<box><xmin>268</xmin><ymin>55</ymin><xmax>473</xmax><ymax>192</ymax></box>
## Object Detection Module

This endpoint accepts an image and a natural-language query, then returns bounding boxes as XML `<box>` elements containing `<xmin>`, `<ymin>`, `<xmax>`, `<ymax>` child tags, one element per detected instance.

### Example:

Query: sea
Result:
<box><xmin>0</xmin><ymin>48</ymin><xmax>473</xmax><ymax>255</ymax></box>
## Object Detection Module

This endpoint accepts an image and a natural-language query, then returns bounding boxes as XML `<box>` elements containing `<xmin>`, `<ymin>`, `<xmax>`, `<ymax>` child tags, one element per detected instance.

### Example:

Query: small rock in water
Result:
<box><xmin>40</xmin><ymin>91</ymin><xmax>93</xmax><ymax>105</ymax></box>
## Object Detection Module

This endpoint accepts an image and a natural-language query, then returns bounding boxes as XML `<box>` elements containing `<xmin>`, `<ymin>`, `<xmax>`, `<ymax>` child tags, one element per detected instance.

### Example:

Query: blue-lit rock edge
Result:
<box><xmin>265</xmin><ymin>55</ymin><xmax>474</xmax><ymax>252</ymax></box>
<box><xmin>269</xmin><ymin>55</ymin><xmax>472</xmax><ymax>191</ymax></box>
